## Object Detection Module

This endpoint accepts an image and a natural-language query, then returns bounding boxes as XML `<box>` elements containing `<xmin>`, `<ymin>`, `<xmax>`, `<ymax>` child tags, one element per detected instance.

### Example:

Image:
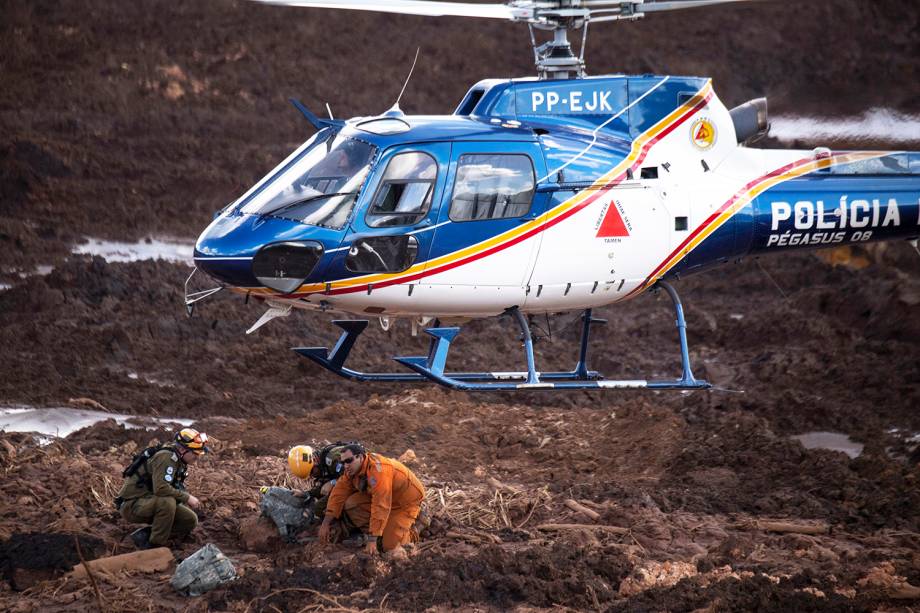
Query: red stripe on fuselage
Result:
<box><xmin>627</xmin><ymin>155</ymin><xmax>818</xmax><ymax>298</ymax></box>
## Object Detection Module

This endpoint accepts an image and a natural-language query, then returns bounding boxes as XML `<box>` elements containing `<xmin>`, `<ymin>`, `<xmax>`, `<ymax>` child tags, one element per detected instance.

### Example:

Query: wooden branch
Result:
<box><xmin>69</xmin><ymin>547</ymin><xmax>173</xmax><ymax>580</ymax></box>
<box><xmin>73</xmin><ymin>536</ymin><xmax>104</xmax><ymax>612</ymax></box>
<box><xmin>445</xmin><ymin>530</ymin><xmax>484</xmax><ymax>544</ymax></box>
<box><xmin>564</xmin><ymin>499</ymin><xmax>600</xmax><ymax>522</ymax></box>
<box><xmin>487</xmin><ymin>477</ymin><xmax>519</xmax><ymax>493</ymax></box>
<box><xmin>755</xmin><ymin>520</ymin><xmax>829</xmax><ymax>535</ymax></box>
<box><xmin>537</xmin><ymin>523</ymin><xmax>628</xmax><ymax>535</ymax></box>
<box><xmin>889</xmin><ymin>583</ymin><xmax>920</xmax><ymax>600</ymax></box>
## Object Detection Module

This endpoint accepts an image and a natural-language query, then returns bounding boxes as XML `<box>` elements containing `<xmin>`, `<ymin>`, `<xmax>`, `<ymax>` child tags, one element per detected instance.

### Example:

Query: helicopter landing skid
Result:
<box><xmin>293</xmin><ymin>316</ymin><xmax>602</xmax><ymax>384</ymax></box>
<box><xmin>294</xmin><ymin>281</ymin><xmax>710</xmax><ymax>392</ymax></box>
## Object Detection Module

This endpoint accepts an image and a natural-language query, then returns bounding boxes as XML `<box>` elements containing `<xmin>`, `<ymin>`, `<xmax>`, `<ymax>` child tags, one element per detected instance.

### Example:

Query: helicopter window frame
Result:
<box><xmin>447</xmin><ymin>153</ymin><xmax>536</xmax><ymax>223</ymax></box>
<box><xmin>365</xmin><ymin>151</ymin><xmax>439</xmax><ymax>228</ymax></box>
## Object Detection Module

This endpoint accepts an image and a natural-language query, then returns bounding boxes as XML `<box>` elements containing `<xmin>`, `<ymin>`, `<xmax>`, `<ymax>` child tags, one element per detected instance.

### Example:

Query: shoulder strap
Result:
<box><xmin>123</xmin><ymin>444</ymin><xmax>165</xmax><ymax>478</ymax></box>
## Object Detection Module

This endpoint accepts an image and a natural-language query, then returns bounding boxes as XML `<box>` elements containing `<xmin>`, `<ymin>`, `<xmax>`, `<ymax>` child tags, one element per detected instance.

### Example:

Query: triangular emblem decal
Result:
<box><xmin>596</xmin><ymin>203</ymin><xmax>629</xmax><ymax>237</ymax></box>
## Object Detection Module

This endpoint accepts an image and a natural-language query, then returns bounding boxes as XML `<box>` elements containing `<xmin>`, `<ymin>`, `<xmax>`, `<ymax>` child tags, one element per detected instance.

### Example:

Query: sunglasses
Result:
<box><xmin>341</xmin><ymin>455</ymin><xmax>360</xmax><ymax>464</ymax></box>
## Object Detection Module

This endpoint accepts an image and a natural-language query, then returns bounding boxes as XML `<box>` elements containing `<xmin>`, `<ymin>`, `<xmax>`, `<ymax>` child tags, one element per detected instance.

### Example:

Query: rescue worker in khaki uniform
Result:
<box><xmin>318</xmin><ymin>443</ymin><xmax>425</xmax><ymax>555</ymax></box>
<box><xmin>116</xmin><ymin>428</ymin><xmax>209</xmax><ymax>548</ymax></box>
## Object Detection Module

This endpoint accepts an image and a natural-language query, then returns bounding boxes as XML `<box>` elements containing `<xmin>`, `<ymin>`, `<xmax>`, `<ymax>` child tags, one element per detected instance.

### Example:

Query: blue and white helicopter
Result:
<box><xmin>189</xmin><ymin>0</ymin><xmax>920</xmax><ymax>392</ymax></box>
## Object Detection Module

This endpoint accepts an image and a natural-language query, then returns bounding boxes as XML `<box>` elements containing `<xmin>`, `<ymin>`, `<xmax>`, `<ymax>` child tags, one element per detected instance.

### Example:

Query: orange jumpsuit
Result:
<box><xmin>325</xmin><ymin>453</ymin><xmax>425</xmax><ymax>551</ymax></box>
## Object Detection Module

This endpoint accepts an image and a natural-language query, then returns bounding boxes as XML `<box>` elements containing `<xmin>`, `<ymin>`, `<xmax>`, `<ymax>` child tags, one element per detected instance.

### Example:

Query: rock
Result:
<box><xmin>170</xmin><ymin>544</ymin><xmax>236</xmax><ymax>597</ymax></box>
<box><xmin>238</xmin><ymin>516</ymin><xmax>283</xmax><ymax>553</ymax></box>
<box><xmin>618</xmin><ymin>561</ymin><xmax>698</xmax><ymax>597</ymax></box>
<box><xmin>398</xmin><ymin>449</ymin><xmax>417</xmax><ymax>464</ymax></box>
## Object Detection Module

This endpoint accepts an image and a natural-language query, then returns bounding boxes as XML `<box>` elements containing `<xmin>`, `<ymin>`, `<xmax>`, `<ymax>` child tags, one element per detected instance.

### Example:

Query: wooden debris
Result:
<box><xmin>487</xmin><ymin>477</ymin><xmax>518</xmax><ymax>492</ymax></box>
<box><xmin>73</xmin><ymin>535</ymin><xmax>104</xmax><ymax>612</ymax></box>
<box><xmin>445</xmin><ymin>530</ymin><xmax>485</xmax><ymax>544</ymax></box>
<box><xmin>537</xmin><ymin>523</ymin><xmax>628</xmax><ymax>535</ymax></box>
<box><xmin>564</xmin><ymin>499</ymin><xmax>601</xmax><ymax>522</ymax></box>
<box><xmin>69</xmin><ymin>548</ymin><xmax>174</xmax><ymax>580</ymax></box>
<box><xmin>754</xmin><ymin>520</ymin><xmax>829</xmax><ymax>535</ymax></box>
<box><xmin>68</xmin><ymin>397</ymin><xmax>109</xmax><ymax>412</ymax></box>
<box><xmin>889</xmin><ymin>583</ymin><xmax>920</xmax><ymax>600</ymax></box>
<box><xmin>0</xmin><ymin>439</ymin><xmax>16</xmax><ymax>461</ymax></box>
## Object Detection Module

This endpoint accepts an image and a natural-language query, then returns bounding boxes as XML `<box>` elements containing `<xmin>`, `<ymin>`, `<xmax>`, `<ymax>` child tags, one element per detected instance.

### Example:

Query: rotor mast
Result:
<box><xmin>529</xmin><ymin>18</ymin><xmax>587</xmax><ymax>80</ymax></box>
<box><xmin>524</xmin><ymin>0</ymin><xmax>648</xmax><ymax>80</ymax></box>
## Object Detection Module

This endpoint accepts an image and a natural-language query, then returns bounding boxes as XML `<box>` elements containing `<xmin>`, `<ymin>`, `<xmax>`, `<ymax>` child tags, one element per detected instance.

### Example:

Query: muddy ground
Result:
<box><xmin>1</xmin><ymin>0</ymin><xmax>920</xmax><ymax>611</ymax></box>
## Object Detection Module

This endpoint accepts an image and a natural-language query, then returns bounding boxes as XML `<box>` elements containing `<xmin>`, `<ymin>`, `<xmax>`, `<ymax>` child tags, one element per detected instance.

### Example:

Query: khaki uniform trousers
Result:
<box><xmin>121</xmin><ymin>495</ymin><xmax>198</xmax><ymax>546</ymax></box>
<box><xmin>342</xmin><ymin>489</ymin><xmax>423</xmax><ymax>551</ymax></box>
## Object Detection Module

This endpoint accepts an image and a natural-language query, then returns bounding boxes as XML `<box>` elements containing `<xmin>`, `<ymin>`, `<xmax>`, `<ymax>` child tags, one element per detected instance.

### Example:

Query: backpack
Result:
<box><xmin>122</xmin><ymin>444</ymin><xmax>167</xmax><ymax>489</ymax></box>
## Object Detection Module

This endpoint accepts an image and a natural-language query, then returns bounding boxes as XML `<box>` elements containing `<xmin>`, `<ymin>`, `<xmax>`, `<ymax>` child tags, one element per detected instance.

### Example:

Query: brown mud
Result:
<box><xmin>1</xmin><ymin>1</ymin><xmax>920</xmax><ymax>611</ymax></box>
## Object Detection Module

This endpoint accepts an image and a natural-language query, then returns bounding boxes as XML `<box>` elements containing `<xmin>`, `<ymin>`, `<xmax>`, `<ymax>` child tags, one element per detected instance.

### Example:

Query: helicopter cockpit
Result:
<box><xmin>194</xmin><ymin>111</ymin><xmax>547</xmax><ymax>296</ymax></box>
<box><xmin>235</xmin><ymin>130</ymin><xmax>376</xmax><ymax>230</ymax></box>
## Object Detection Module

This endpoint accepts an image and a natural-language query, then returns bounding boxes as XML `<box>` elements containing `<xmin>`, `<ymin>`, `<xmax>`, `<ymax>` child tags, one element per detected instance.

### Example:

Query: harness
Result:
<box><xmin>115</xmin><ymin>446</ymin><xmax>187</xmax><ymax>509</ymax></box>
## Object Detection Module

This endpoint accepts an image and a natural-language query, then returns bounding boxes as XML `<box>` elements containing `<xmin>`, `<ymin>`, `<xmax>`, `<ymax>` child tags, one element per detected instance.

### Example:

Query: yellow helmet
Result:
<box><xmin>175</xmin><ymin>428</ymin><xmax>210</xmax><ymax>455</ymax></box>
<box><xmin>288</xmin><ymin>445</ymin><xmax>315</xmax><ymax>479</ymax></box>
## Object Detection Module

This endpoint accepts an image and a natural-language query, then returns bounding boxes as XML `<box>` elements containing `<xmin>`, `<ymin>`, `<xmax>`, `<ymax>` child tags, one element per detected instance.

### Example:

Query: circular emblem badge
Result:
<box><xmin>690</xmin><ymin>118</ymin><xmax>717</xmax><ymax>150</ymax></box>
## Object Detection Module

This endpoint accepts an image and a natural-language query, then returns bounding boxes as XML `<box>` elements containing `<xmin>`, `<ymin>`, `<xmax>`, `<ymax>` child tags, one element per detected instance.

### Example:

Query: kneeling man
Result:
<box><xmin>318</xmin><ymin>443</ymin><xmax>424</xmax><ymax>556</ymax></box>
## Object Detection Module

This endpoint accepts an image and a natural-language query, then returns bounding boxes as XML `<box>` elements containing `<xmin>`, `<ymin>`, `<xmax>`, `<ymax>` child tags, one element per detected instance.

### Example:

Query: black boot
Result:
<box><xmin>130</xmin><ymin>526</ymin><xmax>152</xmax><ymax>549</ymax></box>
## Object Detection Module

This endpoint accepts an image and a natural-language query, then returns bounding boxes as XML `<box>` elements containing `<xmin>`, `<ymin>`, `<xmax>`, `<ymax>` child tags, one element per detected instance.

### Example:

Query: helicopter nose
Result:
<box><xmin>194</xmin><ymin>215</ymin><xmax>261</xmax><ymax>287</ymax></box>
<box><xmin>194</xmin><ymin>213</ymin><xmax>325</xmax><ymax>291</ymax></box>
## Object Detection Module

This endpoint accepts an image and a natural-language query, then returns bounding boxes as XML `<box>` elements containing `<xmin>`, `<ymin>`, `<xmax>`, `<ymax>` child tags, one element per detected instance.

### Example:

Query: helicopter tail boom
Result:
<box><xmin>744</xmin><ymin>155</ymin><xmax>920</xmax><ymax>258</ymax></box>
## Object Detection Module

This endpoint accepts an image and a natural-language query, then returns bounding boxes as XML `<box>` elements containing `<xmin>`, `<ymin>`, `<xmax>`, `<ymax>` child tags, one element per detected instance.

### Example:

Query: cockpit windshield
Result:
<box><xmin>237</xmin><ymin>132</ymin><xmax>376</xmax><ymax>230</ymax></box>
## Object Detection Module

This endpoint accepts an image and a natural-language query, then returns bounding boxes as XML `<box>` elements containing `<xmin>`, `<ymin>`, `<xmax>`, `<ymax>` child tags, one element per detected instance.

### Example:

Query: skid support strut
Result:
<box><xmin>647</xmin><ymin>280</ymin><xmax>710</xmax><ymax>390</ymax></box>
<box><xmin>294</xmin><ymin>282</ymin><xmax>709</xmax><ymax>391</ymax></box>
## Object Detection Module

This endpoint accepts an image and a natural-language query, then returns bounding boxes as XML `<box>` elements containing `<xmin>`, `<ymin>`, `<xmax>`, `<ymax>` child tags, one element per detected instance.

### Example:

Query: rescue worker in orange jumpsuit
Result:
<box><xmin>318</xmin><ymin>443</ymin><xmax>425</xmax><ymax>555</ymax></box>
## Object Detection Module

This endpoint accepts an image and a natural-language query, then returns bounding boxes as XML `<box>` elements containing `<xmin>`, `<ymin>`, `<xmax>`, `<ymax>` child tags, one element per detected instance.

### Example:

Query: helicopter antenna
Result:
<box><xmin>392</xmin><ymin>47</ymin><xmax>422</xmax><ymax>113</ymax></box>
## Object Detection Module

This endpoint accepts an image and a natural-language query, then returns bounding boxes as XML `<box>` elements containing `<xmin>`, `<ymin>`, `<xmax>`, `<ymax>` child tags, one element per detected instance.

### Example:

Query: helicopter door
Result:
<box><xmin>424</xmin><ymin>141</ymin><xmax>547</xmax><ymax>294</ymax></box>
<box><xmin>337</xmin><ymin>143</ymin><xmax>450</xmax><ymax>288</ymax></box>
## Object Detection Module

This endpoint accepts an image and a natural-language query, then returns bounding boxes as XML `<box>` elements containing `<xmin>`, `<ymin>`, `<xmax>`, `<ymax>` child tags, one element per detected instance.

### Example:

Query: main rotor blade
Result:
<box><xmin>244</xmin><ymin>0</ymin><xmax>529</xmax><ymax>20</ymax></box>
<box><xmin>638</xmin><ymin>0</ymin><xmax>770</xmax><ymax>13</ymax></box>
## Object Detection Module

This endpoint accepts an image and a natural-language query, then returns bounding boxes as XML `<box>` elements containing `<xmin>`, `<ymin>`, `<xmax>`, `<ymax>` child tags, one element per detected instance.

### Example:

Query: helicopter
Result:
<box><xmin>188</xmin><ymin>0</ymin><xmax>920</xmax><ymax>392</ymax></box>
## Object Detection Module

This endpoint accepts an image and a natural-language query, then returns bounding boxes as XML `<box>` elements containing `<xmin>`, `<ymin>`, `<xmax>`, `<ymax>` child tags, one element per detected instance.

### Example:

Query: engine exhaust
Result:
<box><xmin>730</xmin><ymin>98</ymin><xmax>769</xmax><ymax>144</ymax></box>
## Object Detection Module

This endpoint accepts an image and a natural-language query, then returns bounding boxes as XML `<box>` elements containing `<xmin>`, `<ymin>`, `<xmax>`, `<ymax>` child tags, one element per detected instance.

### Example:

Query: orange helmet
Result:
<box><xmin>288</xmin><ymin>445</ymin><xmax>315</xmax><ymax>479</ymax></box>
<box><xmin>175</xmin><ymin>428</ymin><xmax>210</xmax><ymax>455</ymax></box>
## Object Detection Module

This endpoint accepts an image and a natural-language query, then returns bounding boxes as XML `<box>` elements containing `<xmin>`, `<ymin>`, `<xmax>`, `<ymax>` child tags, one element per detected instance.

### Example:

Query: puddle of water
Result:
<box><xmin>771</xmin><ymin>109</ymin><xmax>920</xmax><ymax>144</ymax></box>
<box><xmin>9</xmin><ymin>265</ymin><xmax>54</xmax><ymax>278</ymax></box>
<box><xmin>792</xmin><ymin>431</ymin><xmax>864</xmax><ymax>459</ymax></box>
<box><xmin>888</xmin><ymin>427</ymin><xmax>920</xmax><ymax>443</ymax></box>
<box><xmin>73</xmin><ymin>237</ymin><xmax>194</xmax><ymax>264</ymax></box>
<box><xmin>0</xmin><ymin>405</ymin><xmax>193</xmax><ymax>440</ymax></box>
<box><xmin>126</xmin><ymin>371</ymin><xmax>175</xmax><ymax>387</ymax></box>
<box><xmin>6</xmin><ymin>237</ymin><xmax>196</xmax><ymax>281</ymax></box>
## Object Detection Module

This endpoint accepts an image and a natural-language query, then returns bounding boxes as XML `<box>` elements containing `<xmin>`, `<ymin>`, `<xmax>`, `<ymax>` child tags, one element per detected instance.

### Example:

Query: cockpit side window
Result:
<box><xmin>366</xmin><ymin>152</ymin><xmax>438</xmax><ymax>228</ymax></box>
<box><xmin>448</xmin><ymin>154</ymin><xmax>535</xmax><ymax>222</ymax></box>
